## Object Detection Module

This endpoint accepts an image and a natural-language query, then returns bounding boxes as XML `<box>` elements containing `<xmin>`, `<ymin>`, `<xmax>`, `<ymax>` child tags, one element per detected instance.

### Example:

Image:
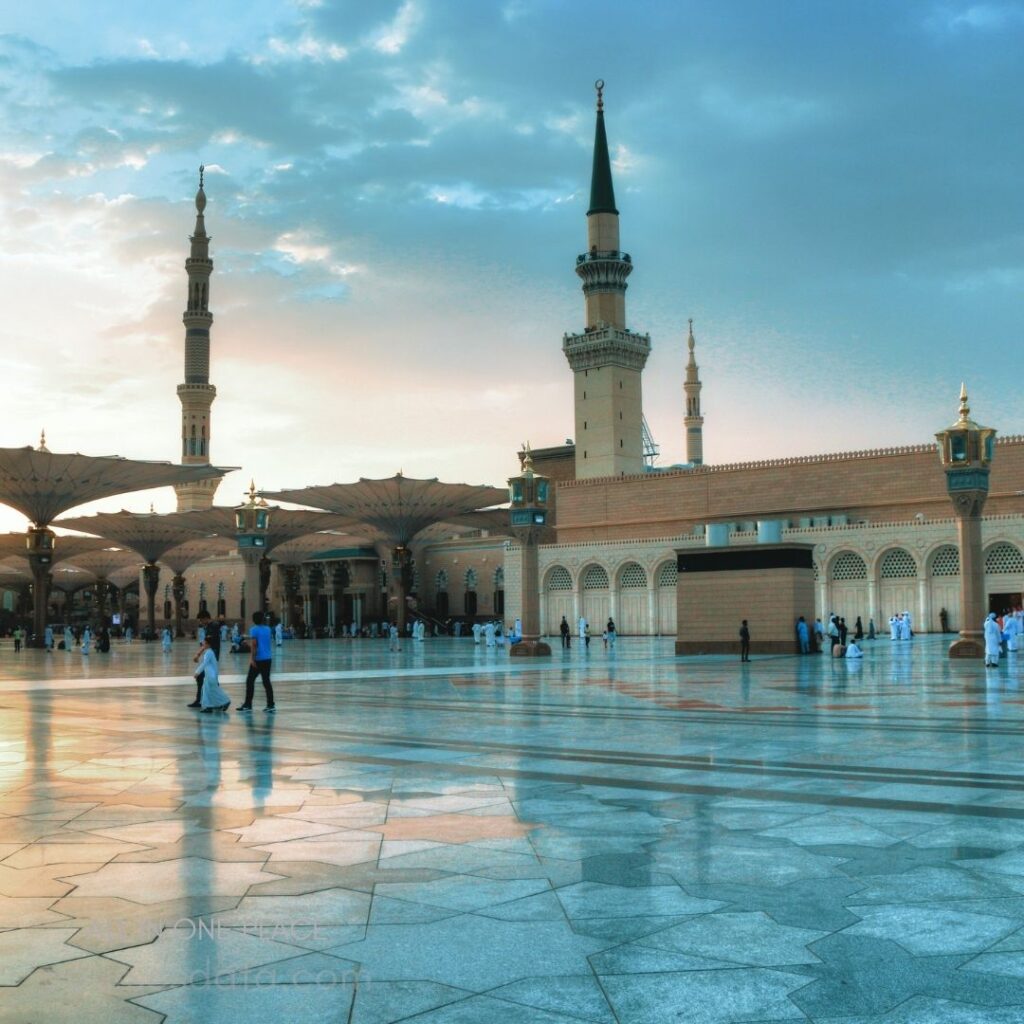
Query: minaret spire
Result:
<box><xmin>175</xmin><ymin>165</ymin><xmax>219</xmax><ymax>511</ymax></box>
<box><xmin>684</xmin><ymin>319</ymin><xmax>704</xmax><ymax>466</ymax></box>
<box><xmin>562</xmin><ymin>81</ymin><xmax>651</xmax><ymax>480</ymax></box>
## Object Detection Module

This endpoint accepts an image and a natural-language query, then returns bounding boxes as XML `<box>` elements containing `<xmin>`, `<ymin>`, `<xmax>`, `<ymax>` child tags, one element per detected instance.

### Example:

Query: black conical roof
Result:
<box><xmin>587</xmin><ymin>105</ymin><xmax>618</xmax><ymax>216</ymax></box>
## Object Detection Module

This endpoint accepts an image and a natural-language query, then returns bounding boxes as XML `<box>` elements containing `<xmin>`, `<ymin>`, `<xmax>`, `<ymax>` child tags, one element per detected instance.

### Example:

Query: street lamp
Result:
<box><xmin>236</xmin><ymin>481</ymin><xmax>272</xmax><ymax>618</ymax></box>
<box><xmin>508</xmin><ymin>444</ymin><xmax>552</xmax><ymax>657</ymax></box>
<box><xmin>935</xmin><ymin>383</ymin><xmax>996</xmax><ymax>658</ymax></box>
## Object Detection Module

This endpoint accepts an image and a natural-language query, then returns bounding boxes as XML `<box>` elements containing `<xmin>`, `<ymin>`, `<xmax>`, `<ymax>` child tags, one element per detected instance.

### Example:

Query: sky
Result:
<box><xmin>1</xmin><ymin>0</ymin><xmax>1023</xmax><ymax>531</ymax></box>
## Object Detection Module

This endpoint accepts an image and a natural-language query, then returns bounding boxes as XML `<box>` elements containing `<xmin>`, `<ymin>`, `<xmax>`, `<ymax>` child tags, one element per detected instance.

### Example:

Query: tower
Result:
<box><xmin>684</xmin><ymin>319</ymin><xmax>704</xmax><ymax>465</ymax></box>
<box><xmin>562</xmin><ymin>81</ymin><xmax>651</xmax><ymax>480</ymax></box>
<box><xmin>175</xmin><ymin>166</ymin><xmax>219</xmax><ymax>511</ymax></box>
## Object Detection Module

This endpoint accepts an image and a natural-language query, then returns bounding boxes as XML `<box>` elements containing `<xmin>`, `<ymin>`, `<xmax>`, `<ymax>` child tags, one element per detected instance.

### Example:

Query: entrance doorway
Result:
<box><xmin>989</xmin><ymin>592</ymin><xmax>1022</xmax><ymax>615</ymax></box>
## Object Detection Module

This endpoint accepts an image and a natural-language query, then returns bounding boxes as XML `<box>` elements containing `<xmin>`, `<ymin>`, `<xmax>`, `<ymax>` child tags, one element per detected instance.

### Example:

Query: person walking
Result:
<box><xmin>44</xmin><ymin>624</ymin><xmax>53</xmax><ymax>652</ymax></box>
<box><xmin>854</xmin><ymin>616</ymin><xmax>864</xmax><ymax>642</ymax></box>
<box><xmin>194</xmin><ymin>638</ymin><xmax>230</xmax><ymax>712</ymax></box>
<box><xmin>559</xmin><ymin>616</ymin><xmax>570</xmax><ymax>648</ymax></box>
<box><xmin>238</xmin><ymin>611</ymin><xmax>275</xmax><ymax>713</ymax></box>
<box><xmin>838</xmin><ymin>618</ymin><xmax>848</xmax><ymax>646</ymax></box>
<box><xmin>739</xmin><ymin>620</ymin><xmax>751</xmax><ymax>662</ymax></box>
<box><xmin>188</xmin><ymin>612</ymin><xmax>222</xmax><ymax>709</ymax></box>
<box><xmin>606</xmin><ymin>618</ymin><xmax>617</xmax><ymax>649</ymax></box>
<box><xmin>13</xmin><ymin>627</ymin><xmax>22</xmax><ymax>653</ymax></box>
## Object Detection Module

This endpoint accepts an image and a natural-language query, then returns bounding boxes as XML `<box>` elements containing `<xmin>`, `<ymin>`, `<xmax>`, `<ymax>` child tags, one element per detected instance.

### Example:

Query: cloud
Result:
<box><xmin>926</xmin><ymin>2</ymin><xmax>1024</xmax><ymax>33</ymax></box>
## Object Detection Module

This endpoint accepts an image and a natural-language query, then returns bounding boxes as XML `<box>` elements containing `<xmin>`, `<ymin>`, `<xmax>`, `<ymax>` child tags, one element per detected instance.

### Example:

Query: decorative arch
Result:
<box><xmin>435</xmin><ymin>569</ymin><xmax>449</xmax><ymax>592</ymax></box>
<box><xmin>985</xmin><ymin>542</ymin><xmax>1024</xmax><ymax>575</ymax></box>
<box><xmin>581</xmin><ymin>564</ymin><xmax>610</xmax><ymax>590</ymax></box>
<box><xmin>656</xmin><ymin>561</ymin><xmax>678</xmax><ymax>588</ymax></box>
<box><xmin>464</xmin><ymin>567</ymin><xmax>478</xmax><ymax>590</ymax></box>
<box><xmin>545</xmin><ymin>565</ymin><xmax>572</xmax><ymax>591</ymax></box>
<box><xmin>829</xmin><ymin>551</ymin><xmax>867</xmax><ymax>581</ymax></box>
<box><xmin>927</xmin><ymin>544</ymin><xmax>960</xmax><ymax>576</ymax></box>
<box><xmin>878</xmin><ymin>547</ymin><xmax>918</xmax><ymax>579</ymax></box>
<box><xmin>617</xmin><ymin>562</ymin><xmax>647</xmax><ymax>588</ymax></box>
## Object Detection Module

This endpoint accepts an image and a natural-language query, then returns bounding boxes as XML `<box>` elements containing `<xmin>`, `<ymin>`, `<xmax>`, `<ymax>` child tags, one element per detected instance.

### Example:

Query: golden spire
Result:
<box><xmin>522</xmin><ymin>441</ymin><xmax>534</xmax><ymax>474</ymax></box>
<box><xmin>957</xmin><ymin>381</ymin><xmax>970</xmax><ymax>425</ymax></box>
<box><xmin>37</xmin><ymin>429</ymin><xmax>49</xmax><ymax>453</ymax></box>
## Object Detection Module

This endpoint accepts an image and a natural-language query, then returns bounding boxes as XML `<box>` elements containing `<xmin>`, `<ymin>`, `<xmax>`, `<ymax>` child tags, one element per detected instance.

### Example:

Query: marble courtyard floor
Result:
<box><xmin>4</xmin><ymin>637</ymin><xmax>1024</xmax><ymax>1022</ymax></box>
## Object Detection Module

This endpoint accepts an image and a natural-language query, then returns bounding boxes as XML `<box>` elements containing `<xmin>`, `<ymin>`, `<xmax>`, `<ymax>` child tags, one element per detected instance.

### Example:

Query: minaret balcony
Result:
<box><xmin>575</xmin><ymin>250</ymin><xmax>633</xmax><ymax>293</ymax></box>
<box><xmin>563</xmin><ymin>324</ymin><xmax>650</xmax><ymax>372</ymax></box>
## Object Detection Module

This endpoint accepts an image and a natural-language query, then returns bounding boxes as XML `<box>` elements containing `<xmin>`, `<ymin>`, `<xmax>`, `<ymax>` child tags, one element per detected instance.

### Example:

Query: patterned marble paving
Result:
<box><xmin>2</xmin><ymin>636</ymin><xmax>1024</xmax><ymax>1021</ymax></box>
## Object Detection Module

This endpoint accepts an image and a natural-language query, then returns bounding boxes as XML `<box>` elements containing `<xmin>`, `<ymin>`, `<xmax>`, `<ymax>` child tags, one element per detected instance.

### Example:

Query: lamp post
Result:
<box><xmin>235</xmin><ymin>481</ymin><xmax>272</xmax><ymax>620</ymax></box>
<box><xmin>935</xmin><ymin>383</ymin><xmax>996</xmax><ymax>658</ymax></box>
<box><xmin>509</xmin><ymin>444</ymin><xmax>552</xmax><ymax>658</ymax></box>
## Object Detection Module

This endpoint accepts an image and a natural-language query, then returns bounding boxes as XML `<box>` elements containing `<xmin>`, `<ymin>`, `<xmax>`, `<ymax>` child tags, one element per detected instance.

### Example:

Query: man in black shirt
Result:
<box><xmin>739</xmin><ymin>620</ymin><xmax>751</xmax><ymax>662</ymax></box>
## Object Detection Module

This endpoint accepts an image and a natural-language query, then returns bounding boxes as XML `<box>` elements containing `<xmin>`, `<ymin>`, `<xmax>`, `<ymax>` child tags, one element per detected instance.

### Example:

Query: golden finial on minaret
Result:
<box><xmin>687</xmin><ymin>318</ymin><xmax>695</xmax><ymax>353</ymax></box>
<box><xmin>957</xmin><ymin>381</ymin><xmax>970</xmax><ymax>424</ymax></box>
<box><xmin>522</xmin><ymin>441</ymin><xmax>535</xmax><ymax>474</ymax></box>
<box><xmin>37</xmin><ymin>429</ymin><xmax>48</xmax><ymax>453</ymax></box>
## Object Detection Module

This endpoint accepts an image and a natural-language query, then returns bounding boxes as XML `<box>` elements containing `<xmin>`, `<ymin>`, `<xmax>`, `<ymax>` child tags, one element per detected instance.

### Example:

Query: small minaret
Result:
<box><xmin>175</xmin><ymin>166</ymin><xmax>219</xmax><ymax>511</ymax></box>
<box><xmin>562</xmin><ymin>81</ymin><xmax>651</xmax><ymax>479</ymax></box>
<box><xmin>684</xmin><ymin>319</ymin><xmax>704</xmax><ymax>466</ymax></box>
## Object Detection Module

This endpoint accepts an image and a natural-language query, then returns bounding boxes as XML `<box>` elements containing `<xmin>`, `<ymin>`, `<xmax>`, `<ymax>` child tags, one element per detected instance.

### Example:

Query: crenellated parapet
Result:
<box><xmin>563</xmin><ymin>324</ymin><xmax>650</xmax><ymax>373</ymax></box>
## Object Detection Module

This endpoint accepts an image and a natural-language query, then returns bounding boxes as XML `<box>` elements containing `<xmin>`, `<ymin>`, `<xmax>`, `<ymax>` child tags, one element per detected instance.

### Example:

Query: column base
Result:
<box><xmin>510</xmin><ymin>639</ymin><xmax>552</xmax><ymax>658</ymax></box>
<box><xmin>949</xmin><ymin>634</ymin><xmax>985</xmax><ymax>659</ymax></box>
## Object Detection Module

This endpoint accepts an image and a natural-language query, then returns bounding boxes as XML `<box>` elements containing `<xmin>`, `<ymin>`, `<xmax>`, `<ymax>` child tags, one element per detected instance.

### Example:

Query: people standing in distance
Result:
<box><xmin>796</xmin><ymin>616</ymin><xmax>810</xmax><ymax>654</ymax></box>
<box><xmin>739</xmin><ymin>620</ymin><xmax>751</xmax><ymax>662</ymax></box>
<box><xmin>606</xmin><ymin>618</ymin><xmax>617</xmax><ymax>649</ymax></box>
<box><xmin>238</xmin><ymin>611</ymin><xmax>275</xmax><ymax>713</ymax></box>
<box><xmin>559</xmin><ymin>616</ymin><xmax>571</xmax><ymax>648</ymax></box>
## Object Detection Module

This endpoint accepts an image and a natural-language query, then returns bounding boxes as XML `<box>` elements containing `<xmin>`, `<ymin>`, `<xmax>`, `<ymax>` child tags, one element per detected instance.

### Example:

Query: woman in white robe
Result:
<box><xmin>984</xmin><ymin>613</ymin><xmax>1002</xmax><ymax>667</ymax></box>
<box><xmin>195</xmin><ymin>644</ymin><xmax>230</xmax><ymax>711</ymax></box>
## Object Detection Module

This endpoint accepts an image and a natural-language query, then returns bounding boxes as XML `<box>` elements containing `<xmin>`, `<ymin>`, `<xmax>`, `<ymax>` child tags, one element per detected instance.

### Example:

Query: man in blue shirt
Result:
<box><xmin>238</xmin><ymin>611</ymin><xmax>275</xmax><ymax>712</ymax></box>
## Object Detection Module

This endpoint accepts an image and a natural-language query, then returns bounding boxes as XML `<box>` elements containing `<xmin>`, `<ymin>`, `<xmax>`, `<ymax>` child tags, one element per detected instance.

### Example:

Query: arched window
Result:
<box><xmin>547</xmin><ymin>566</ymin><xmax>572</xmax><ymax>591</ymax></box>
<box><xmin>880</xmin><ymin>549</ymin><xmax>917</xmax><ymax>579</ymax></box>
<box><xmin>582</xmin><ymin>565</ymin><xmax>609</xmax><ymax>589</ymax></box>
<box><xmin>658</xmin><ymin>562</ymin><xmax>678</xmax><ymax>587</ymax></box>
<box><xmin>464</xmin><ymin>568</ymin><xmax>478</xmax><ymax>590</ymax></box>
<box><xmin>619</xmin><ymin>563</ymin><xmax>647</xmax><ymax>588</ymax></box>
<box><xmin>831</xmin><ymin>552</ymin><xmax>868</xmax><ymax>581</ymax></box>
<box><xmin>930</xmin><ymin>546</ymin><xmax>960</xmax><ymax>577</ymax></box>
<box><xmin>435</xmin><ymin>569</ymin><xmax>449</xmax><ymax>593</ymax></box>
<box><xmin>985</xmin><ymin>542</ymin><xmax>1024</xmax><ymax>575</ymax></box>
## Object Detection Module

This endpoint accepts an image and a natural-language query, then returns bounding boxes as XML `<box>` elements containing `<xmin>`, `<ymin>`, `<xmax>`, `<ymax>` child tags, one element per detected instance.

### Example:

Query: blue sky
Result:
<box><xmin>1</xmin><ymin>0</ymin><xmax>1023</xmax><ymax>523</ymax></box>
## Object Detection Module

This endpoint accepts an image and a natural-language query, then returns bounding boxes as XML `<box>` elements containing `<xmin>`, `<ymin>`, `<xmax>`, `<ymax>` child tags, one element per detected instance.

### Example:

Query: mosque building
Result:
<box><xmin>171</xmin><ymin>86</ymin><xmax>1024</xmax><ymax>638</ymax></box>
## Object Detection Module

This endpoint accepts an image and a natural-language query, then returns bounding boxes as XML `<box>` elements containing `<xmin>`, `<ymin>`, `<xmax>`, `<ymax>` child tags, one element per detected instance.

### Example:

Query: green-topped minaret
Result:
<box><xmin>563</xmin><ymin>81</ymin><xmax>651</xmax><ymax>479</ymax></box>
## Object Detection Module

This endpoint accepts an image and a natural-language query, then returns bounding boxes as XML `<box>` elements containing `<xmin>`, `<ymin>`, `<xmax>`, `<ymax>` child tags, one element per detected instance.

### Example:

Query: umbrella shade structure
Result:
<box><xmin>50</xmin><ymin>565</ymin><xmax>97</xmax><ymax>595</ymax></box>
<box><xmin>0</xmin><ymin>446</ymin><xmax>231</xmax><ymax>526</ymax></box>
<box><xmin>159</xmin><ymin>536</ymin><xmax>236</xmax><ymax>636</ymax></box>
<box><xmin>55</xmin><ymin>512</ymin><xmax>213</xmax><ymax>636</ymax></box>
<box><xmin>263</xmin><ymin>475</ymin><xmax>508</xmax><ymax>628</ymax></box>
<box><xmin>263</xmin><ymin>476</ymin><xmax>508</xmax><ymax>546</ymax></box>
<box><xmin>0</xmin><ymin>533</ymin><xmax>116</xmax><ymax>568</ymax></box>
<box><xmin>60</xmin><ymin>548</ymin><xmax>142</xmax><ymax>624</ymax></box>
<box><xmin>161</xmin><ymin>507</ymin><xmax>360</xmax><ymax>555</ymax></box>
<box><xmin>269</xmin><ymin>531</ymin><xmax>374</xmax><ymax>567</ymax></box>
<box><xmin>0</xmin><ymin>443</ymin><xmax>232</xmax><ymax>645</ymax></box>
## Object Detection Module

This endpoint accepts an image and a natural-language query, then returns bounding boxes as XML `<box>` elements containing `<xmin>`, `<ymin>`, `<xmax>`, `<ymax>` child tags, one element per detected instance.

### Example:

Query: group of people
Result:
<box><xmin>984</xmin><ymin>609</ymin><xmax>1024</xmax><ymax>668</ymax></box>
<box><xmin>557</xmin><ymin>616</ymin><xmax>617</xmax><ymax>649</ymax></box>
<box><xmin>793</xmin><ymin>614</ymin><xmax>870</xmax><ymax>659</ymax></box>
<box><xmin>189</xmin><ymin>610</ymin><xmax>276</xmax><ymax>714</ymax></box>
<box><xmin>888</xmin><ymin>612</ymin><xmax>914</xmax><ymax>641</ymax></box>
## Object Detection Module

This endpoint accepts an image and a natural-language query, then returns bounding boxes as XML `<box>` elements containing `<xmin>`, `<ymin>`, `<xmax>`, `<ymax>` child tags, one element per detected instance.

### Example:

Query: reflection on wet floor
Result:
<box><xmin>2</xmin><ymin>635</ymin><xmax>1024</xmax><ymax>1022</ymax></box>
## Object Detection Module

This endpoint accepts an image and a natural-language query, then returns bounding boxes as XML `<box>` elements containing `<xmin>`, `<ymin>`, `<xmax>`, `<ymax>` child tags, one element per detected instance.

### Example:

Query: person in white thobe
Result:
<box><xmin>889</xmin><ymin>616</ymin><xmax>900</xmax><ymax>640</ymax></box>
<box><xmin>985</xmin><ymin>613</ymin><xmax>1002</xmax><ymax>667</ymax></box>
<box><xmin>63</xmin><ymin>626</ymin><xmax>73</xmax><ymax>652</ymax></box>
<box><xmin>472</xmin><ymin>622</ymin><xmax>482</xmax><ymax>645</ymax></box>
<box><xmin>80</xmin><ymin>627</ymin><xmax>91</xmax><ymax>656</ymax></box>
<box><xmin>275</xmin><ymin>622</ymin><xmax>283</xmax><ymax>647</ymax></box>
<box><xmin>845</xmin><ymin>640</ymin><xmax>863</xmax><ymax>658</ymax></box>
<box><xmin>900</xmin><ymin>614</ymin><xmax>912</xmax><ymax>641</ymax></box>
<box><xmin>484</xmin><ymin>622</ymin><xmax>496</xmax><ymax>647</ymax></box>
<box><xmin>388</xmin><ymin>624</ymin><xmax>400</xmax><ymax>651</ymax></box>
<box><xmin>578</xmin><ymin>616</ymin><xmax>588</xmax><ymax>641</ymax></box>
<box><xmin>43</xmin><ymin>626</ymin><xmax>53</xmax><ymax>651</ymax></box>
<box><xmin>1004</xmin><ymin>614</ymin><xmax>1020</xmax><ymax>652</ymax></box>
<box><xmin>161</xmin><ymin>627</ymin><xmax>173</xmax><ymax>652</ymax></box>
<box><xmin>195</xmin><ymin>644</ymin><xmax>231</xmax><ymax>711</ymax></box>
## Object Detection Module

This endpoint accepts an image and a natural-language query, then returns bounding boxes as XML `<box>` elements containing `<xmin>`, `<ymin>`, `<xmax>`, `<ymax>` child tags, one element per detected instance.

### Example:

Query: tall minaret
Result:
<box><xmin>684</xmin><ymin>319</ymin><xmax>704</xmax><ymax>465</ymax></box>
<box><xmin>563</xmin><ymin>81</ymin><xmax>651</xmax><ymax>480</ymax></box>
<box><xmin>174</xmin><ymin>166</ymin><xmax>219</xmax><ymax>511</ymax></box>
